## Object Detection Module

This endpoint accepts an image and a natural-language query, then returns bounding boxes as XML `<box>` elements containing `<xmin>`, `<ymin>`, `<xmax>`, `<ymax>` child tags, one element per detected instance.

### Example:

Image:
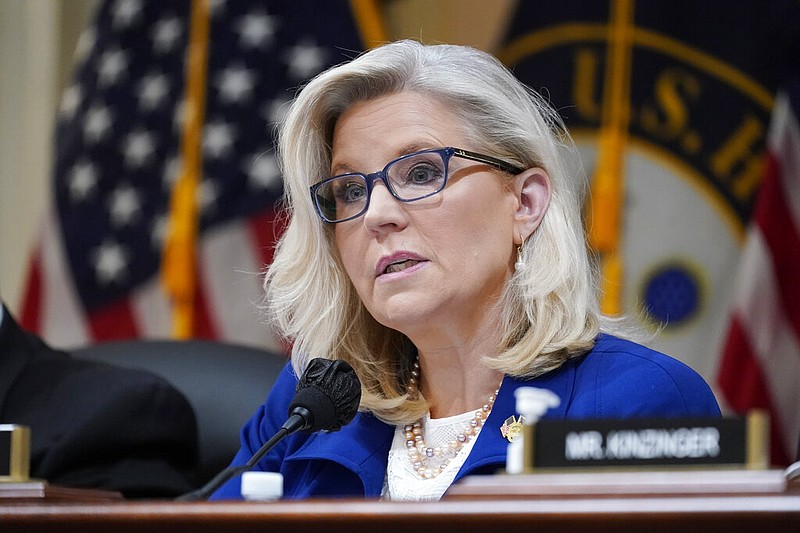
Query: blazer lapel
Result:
<box><xmin>286</xmin><ymin>410</ymin><xmax>394</xmax><ymax>496</ymax></box>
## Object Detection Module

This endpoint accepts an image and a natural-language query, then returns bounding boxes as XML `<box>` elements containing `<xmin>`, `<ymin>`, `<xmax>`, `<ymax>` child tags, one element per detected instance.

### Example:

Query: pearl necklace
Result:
<box><xmin>403</xmin><ymin>358</ymin><xmax>500</xmax><ymax>479</ymax></box>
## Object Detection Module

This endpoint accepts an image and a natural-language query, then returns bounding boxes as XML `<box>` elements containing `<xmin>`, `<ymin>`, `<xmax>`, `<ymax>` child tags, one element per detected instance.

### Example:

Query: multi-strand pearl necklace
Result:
<box><xmin>403</xmin><ymin>358</ymin><xmax>500</xmax><ymax>479</ymax></box>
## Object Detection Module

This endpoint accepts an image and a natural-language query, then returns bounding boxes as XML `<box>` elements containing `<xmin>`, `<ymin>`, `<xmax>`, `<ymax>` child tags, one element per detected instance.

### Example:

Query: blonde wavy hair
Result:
<box><xmin>265</xmin><ymin>40</ymin><xmax>614</xmax><ymax>424</ymax></box>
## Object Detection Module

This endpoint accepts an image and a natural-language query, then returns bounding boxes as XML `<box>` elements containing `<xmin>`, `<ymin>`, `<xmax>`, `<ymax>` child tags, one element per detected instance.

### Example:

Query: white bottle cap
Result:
<box><xmin>241</xmin><ymin>471</ymin><xmax>284</xmax><ymax>501</ymax></box>
<box><xmin>514</xmin><ymin>387</ymin><xmax>561</xmax><ymax>423</ymax></box>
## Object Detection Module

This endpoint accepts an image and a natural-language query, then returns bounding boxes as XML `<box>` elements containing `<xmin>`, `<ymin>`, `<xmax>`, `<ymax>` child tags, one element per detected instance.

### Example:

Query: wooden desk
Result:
<box><xmin>2</xmin><ymin>470</ymin><xmax>799</xmax><ymax>532</ymax></box>
<box><xmin>0</xmin><ymin>480</ymin><xmax>122</xmax><ymax>503</ymax></box>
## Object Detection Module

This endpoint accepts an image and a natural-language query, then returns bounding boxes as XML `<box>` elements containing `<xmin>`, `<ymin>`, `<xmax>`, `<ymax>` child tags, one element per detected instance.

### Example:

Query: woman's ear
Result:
<box><xmin>513</xmin><ymin>168</ymin><xmax>551</xmax><ymax>243</ymax></box>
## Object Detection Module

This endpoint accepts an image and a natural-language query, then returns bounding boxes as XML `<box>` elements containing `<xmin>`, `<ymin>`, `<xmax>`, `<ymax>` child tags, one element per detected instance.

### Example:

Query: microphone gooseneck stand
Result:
<box><xmin>177</xmin><ymin>410</ymin><xmax>307</xmax><ymax>501</ymax></box>
<box><xmin>176</xmin><ymin>359</ymin><xmax>361</xmax><ymax>502</ymax></box>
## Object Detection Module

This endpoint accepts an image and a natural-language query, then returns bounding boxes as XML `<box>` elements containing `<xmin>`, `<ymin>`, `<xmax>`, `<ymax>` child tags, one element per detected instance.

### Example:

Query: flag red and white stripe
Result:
<box><xmin>21</xmin><ymin>207</ymin><xmax>284</xmax><ymax>351</ymax></box>
<box><xmin>718</xmin><ymin>86</ymin><xmax>800</xmax><ymax>465</ymax></box>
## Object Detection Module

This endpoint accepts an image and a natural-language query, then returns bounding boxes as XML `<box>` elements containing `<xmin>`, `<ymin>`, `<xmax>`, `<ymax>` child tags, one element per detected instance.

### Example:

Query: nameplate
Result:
<box><xmin>0</xmin><ymin>425</ymin><xmax>30</xmax><ymax>481</ymax></box>
<box><xmin>523</xmin><ymin>412</ymin><xmax>768</xmax><ymax>471</ymax></box>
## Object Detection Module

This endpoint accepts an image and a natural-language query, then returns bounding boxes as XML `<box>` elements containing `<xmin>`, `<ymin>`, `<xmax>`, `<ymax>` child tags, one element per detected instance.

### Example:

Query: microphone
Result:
<box><xmin>177</xmin><ymin>358</ymin><xmax>361</xmax><ymax>501</ymax></box>
<box><xmin>283</xmin><ymin>358</ymin><xmax>362</xmax><ymax>434</ymax></box>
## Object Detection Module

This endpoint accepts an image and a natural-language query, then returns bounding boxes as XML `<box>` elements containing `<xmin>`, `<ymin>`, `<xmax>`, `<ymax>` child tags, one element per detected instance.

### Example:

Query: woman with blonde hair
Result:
<box><xmin>212</xmin><ymin>40</ymin><xmax>719</xmax><ymax>501</ymax></box>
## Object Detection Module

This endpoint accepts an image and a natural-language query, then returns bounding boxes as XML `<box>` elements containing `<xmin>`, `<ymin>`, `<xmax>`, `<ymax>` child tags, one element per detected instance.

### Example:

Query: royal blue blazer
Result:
<box><xmin>210</xmin><ymin>334</ymin><xmax>720</xmax><ymax>500</ymax></box>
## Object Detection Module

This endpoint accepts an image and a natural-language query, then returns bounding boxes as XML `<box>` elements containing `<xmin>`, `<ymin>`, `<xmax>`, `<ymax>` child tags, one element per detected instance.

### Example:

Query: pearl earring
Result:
<box><xmin>515</xmin><ymin>234</ymin><xmax>525</xmax><ymax>271</ymax></box>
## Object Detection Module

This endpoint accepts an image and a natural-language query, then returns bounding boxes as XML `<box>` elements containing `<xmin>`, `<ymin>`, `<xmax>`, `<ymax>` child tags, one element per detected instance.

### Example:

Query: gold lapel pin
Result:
<box><xmin>500</xmin><ymin>415</ymin><xmax>525</xmax><ymax>442</ymax></box>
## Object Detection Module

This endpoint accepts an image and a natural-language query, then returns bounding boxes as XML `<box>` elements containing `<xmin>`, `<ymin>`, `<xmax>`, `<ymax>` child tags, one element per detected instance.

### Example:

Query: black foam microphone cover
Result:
<box><xmin>287</xmin><ymin>358</ymin><xmax>361</xmax><ymax>433</ymax></box>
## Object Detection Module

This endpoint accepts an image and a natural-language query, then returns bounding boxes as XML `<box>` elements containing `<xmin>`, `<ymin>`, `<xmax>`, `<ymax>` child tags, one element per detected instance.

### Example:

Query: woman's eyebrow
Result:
<box><xmin>330</xmin><ymin>142</ymin><xmax>440</xmax><ymax>176</ymax></box>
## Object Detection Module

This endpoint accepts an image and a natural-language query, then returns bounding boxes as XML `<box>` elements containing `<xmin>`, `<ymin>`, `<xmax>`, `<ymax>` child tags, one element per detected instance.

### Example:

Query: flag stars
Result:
<box><xmin>97</xmin><ymin>48</ymin><xmax>129</xmax><ymax>87</ymax></box>
<box><xmin>216</xmin><ymin>64</ymin><xmax>256</xmax><ymax>104</ymax></box>
<box><xmin>60</xmin><ymin>84</ymin><xmax>83</xmax><ymax>120</ymax></box>
<box><xmin>172</xmin><ymin>99</ymin><xmax>187</xmax><ymax>133</ymax></box>
<box><xmin>138</xmin><ymin>73</ymin><xmax>170</xmax><ymax>111</ymax></box>
<box><xmin>177</xmin><ymin>99</ymin><xmax>204</xmax><ymax>132</ymax></box>
<box><xmin>122</xmin><ymin>129</ymin><xmax>157</xmax><ymax>168</ymax></box>
<box><xmin>92</xmin><ymin>239</ymin><xmax>129</xmax><ymax>286</ymax></box>
<box><xmin>74</xmin><ymin>27</ymin><xmax>96</xmax><ymax>62</ymax></box>
<box><xmin>246</xmin><ymin>152</ymin><xmax>281</xmax><ymax>190</ymax></box>
<box><xmin>203</xmin><ymin>121</ymin><xmax>236</xmax><ymax>159</ymax></box>
<box><xmin>108</xmin><ymin>185</ymin><xmax>142</xmax><ymax>227</ymax></box>
<box><xmin>198</xmin><ymin>179</ymin><xmax>220</xmax><ymax>214</ymax></box>
<box><xmin>68</xmin><ymin>160</ymin><xmax>98</xmax><ymax>202</ymax></box>
<box><xmin>208</xmin><ymin>0</ymin><xmax>228</xmax><ymax>16</ymax></box>
<box><xmin>263</xmin><ymin>96</ymin><xmax>291</xmax><ymax>126</ymax></box>
<box><xmin>150</xmin><ymin>214</ymin><xmax>169</xmax><ymax>249</ymax></box>
<box><xmin>152</xmin><ymin>16</ymin><xmax>183</xmax><ymax>54</ymax></box>
<box><xmin>83</xmin><ymin>105</ymin><xmax>113</xmax><ymax>144</ymax></box>
<box><xmin>284</xmin><ymin>40</ymin><xmax>328</xmax><ymax>80</ymax></box>
<box><xmin>111</xmin><ymin>0</ymin><xmax>143</xmax><ymax>29</ymax></box>
<box><xmin>162</xmin><ymin>154</ymin><xmax>181</xmax><ymax>190</ymax></box>
<box><xmin>236</xmin><ymin>13</ymin><xmax>278</xmax><ymax>49</ymax></box>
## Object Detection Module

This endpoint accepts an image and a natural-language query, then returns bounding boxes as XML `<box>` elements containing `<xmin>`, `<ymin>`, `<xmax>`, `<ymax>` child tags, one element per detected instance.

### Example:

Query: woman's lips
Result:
<box><xmin>388</xmin><ymin>259</ymin><xmax>425</xmax><ymax>274</ymax></box>
<box><xmin>376</xmin><ymin>252</ymin><xmax>428</xmax><ymax>277</ymax></box>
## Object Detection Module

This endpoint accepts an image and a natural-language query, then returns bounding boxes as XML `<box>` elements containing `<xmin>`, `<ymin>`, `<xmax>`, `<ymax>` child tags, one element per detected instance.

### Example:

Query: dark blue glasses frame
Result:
<box><xmin>310</xmin><ymin>147</ymin><xmax>524</xmax><ymax>223</ymax></box>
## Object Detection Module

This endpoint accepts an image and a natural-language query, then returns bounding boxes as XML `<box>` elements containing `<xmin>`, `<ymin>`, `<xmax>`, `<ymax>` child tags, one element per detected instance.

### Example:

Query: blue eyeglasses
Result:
<box><xmin>310</xmin><ymin>147</ymin><xmax>524</xmax><ymax>223</ymax></box>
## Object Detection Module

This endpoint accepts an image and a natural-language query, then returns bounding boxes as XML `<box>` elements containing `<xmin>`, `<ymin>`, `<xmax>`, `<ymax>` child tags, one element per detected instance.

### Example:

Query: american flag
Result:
<box><xmin>20</xmin><ymin>0</ymin><xmax>376</xmax><ymax>349</ymax></box>
<box><xmin>718</xmin><ymin>81</ymin><xmax>800</xmax><ymax>465</ymax></box>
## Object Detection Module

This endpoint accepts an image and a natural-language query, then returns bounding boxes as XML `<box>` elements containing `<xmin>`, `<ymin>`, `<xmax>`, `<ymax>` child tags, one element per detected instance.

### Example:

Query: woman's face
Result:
<box><xmin>330</xmin><ymin>92</ymin><xmax>520</xmax><ymax>339</ymax></box>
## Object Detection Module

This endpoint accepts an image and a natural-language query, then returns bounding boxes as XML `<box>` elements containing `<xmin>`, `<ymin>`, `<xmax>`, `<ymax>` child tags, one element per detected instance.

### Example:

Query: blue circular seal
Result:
<box><xmin>642</xmin><ymin>263</ymin><xmax>701</xmax><ymax>327</ymax></box>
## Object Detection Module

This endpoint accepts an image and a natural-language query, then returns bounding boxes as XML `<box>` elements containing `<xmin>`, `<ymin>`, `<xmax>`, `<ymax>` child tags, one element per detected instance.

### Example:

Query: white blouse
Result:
<box><xmin>381</xmin><ymin>410</ymin><xmax>483</xmax><ymax>501</ymax></box>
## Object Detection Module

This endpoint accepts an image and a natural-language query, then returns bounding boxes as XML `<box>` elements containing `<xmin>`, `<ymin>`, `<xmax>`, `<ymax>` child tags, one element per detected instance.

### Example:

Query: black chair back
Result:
<box><xmin>74</xmin><ymin>339</ymin><xmax>286</xmax><ymax>483</ymax></box>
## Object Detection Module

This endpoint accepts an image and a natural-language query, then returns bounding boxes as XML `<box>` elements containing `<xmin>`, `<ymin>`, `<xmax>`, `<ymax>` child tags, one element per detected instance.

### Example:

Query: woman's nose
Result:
<box><xmin>362</xmin><ymin>180</ymin><xmax>408</xmax><ymax>232</ymax></box>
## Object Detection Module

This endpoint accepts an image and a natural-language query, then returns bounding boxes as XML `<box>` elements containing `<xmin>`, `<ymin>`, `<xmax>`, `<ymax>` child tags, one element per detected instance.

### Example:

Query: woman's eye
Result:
<box><xmin>334</xmin><ymin>180</ymin><xmax>367</xmax><ymax>203</ymax></box>
<box><xmin>405</xmin><ymin>164</ymin><xmax>443</xmax><ymax>185</ymax></box>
